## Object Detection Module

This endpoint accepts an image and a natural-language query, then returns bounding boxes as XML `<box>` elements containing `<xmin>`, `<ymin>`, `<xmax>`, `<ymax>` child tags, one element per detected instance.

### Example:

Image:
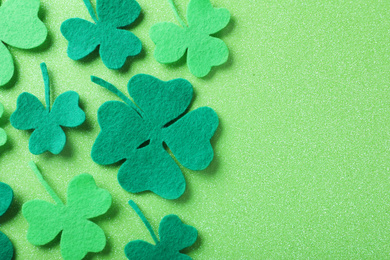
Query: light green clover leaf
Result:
<box><xmin>150</xmin><ymin>0</ymin><xmax>230</xmax><ymax>77</ymax></box>
<box><xmin>23</xmin><ymin>161</ymin><xmax>112</xmax><ymax>260</ymax></box>
<box><xmin>0</xmin><ymin>0</ymin><xmax>47</xmax><ymax>86</ymax></box>
<box><xmin>91</xmin><ymin>74</ymin><xmax>219</xmax><ymax>199</ymax></box>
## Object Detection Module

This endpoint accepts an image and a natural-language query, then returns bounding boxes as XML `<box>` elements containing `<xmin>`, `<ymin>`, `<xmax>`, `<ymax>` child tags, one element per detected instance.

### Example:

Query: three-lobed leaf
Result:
<box><xmin>125</xmin><ymin>215</ymin><xmax>198</xmax><ymax>260</ymax></box>
<box><xmin>23</xmin><ymin>174</ymin><xmax>112</xmax><ymax>260</ymax></box>
<box><xmin>0</xmin><ymin>0</ymin><xmax>47</xmax><ymax>86</ymax></box>
<box><xmin>150</xmin><ymin>0</ymin><xmax>230</xmax><ymax>77</ymax></box>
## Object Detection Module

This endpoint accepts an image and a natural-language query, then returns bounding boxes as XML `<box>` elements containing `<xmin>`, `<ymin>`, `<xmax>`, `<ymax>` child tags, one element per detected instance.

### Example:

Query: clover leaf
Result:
<box><xmin>0</xmin><ymin>0</ymin><xmax>47</xmax><ymax>86</ymax></box>
<box><xmin>0</xmin><ymin>182</ymin><xmax>13</xmax><ymax>260</ymax></box>
<box><xmin>150</xmin><ymin>0</ymin><xmax>230</xmax><ymax>77</ymax></box>
<box><xmin>125</xmin><ymin>200</ymin><xmax>198</xmax><ymax>260</ymax></box>
<box><xmin>10</xmin><ymin>63</ymin><xmax>86</xmax><ymax>155</ymax></box>
<box><xmin>61</xmin><ymin>0</ymin><xmax>142</xmax><ymax>70</ymax></box>
<box><xmin>91</xmin><ymin>74</ymin><xmax>219</xmax><ymax>199</ymax></box>
<box><xmin>0</xmin><ymin>103</ymin><xmax>7</xmax><ymax>147</ymax></box>
<box><xmin>23</xmin><ymin>161</ymin><xmax>112</xmax><ymax>260</ymax></box>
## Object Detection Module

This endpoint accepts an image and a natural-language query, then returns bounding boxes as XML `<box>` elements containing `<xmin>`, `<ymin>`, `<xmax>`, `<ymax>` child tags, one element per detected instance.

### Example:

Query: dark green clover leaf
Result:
<box><xmin>125</xmin><ymin>200</ymin><xmax>197</xmax><ymax>260</ymax></box>
<box><xmin>91</xmin><ymin>74</ymin><xmax>219</xmax><ymax>199</ymax></box>
<box><xmin>10</xmin><ymin>63</ymin><xmax>85</xmax><ymax>155</ymax></box>
<box><xmin>61</xmin><ymin>0</ymin><xmax>142</xmax><ymax>70</ymax></box>
<box><xmin>0</xmin><ymin>103</ymin><xmax>7</xmax><ymax>146</ymax></box>
<box><xmin>0</xmin><ymin>182</ymin><xmax>14</xmax><ymax>260</ymax></box>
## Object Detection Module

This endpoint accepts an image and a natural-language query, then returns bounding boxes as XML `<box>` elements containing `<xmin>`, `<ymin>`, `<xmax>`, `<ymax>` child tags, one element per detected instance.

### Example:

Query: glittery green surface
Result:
<box><xmin>1</xmin><ymin>0</ymin><xmax>390</xmax><ymax>259</ymax></box>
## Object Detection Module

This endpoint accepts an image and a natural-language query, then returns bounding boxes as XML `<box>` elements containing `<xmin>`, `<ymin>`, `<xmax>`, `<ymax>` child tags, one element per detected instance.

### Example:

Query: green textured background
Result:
<box><xmin>1</xmin><ymin>0</ymin><xmax>390</xmax><ymax>259</ymax></box>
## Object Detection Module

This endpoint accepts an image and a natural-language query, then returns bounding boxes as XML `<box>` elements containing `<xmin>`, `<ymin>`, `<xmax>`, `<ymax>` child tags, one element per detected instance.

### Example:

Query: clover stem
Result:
<box><xmin>168</xmin><ymin>0</ymin><xmax>187</xmax><ymax>28</ymax></box>
<box><xmin>28</xmin><ymin>161</ymin><xmax>64</xmax><ymax>206</ymax></box>
<box><xmin>40</xmin><ymin>63</ymin><xmax>50</xmax><ymax>112</ymax></box>
<box><xmin>83</xmin><ymin>0</ymin><xmax>98</xmax><ymax>23</ymax></box>
<box><xmin>90</xmin><ymin>76</ymin><xmax>144</xmax><ymax>116</ymax></box>
<box><xmin>128</xmin><ymin>200</ymin><xmax>159</xmax><ymax>245</ymax></box>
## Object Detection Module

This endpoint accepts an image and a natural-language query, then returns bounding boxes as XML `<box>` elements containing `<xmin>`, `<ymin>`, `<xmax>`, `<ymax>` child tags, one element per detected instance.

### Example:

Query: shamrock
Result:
<box><xmin>23</xmin><ymin>161</ymin><xmax>112</xmax><ymax>260</ymax></box>
<box><xmin>0</xmin><ymin>182</ymin><xmax>13</xmax><ymax>260</ymax></box>
<box><xmin>125</xmin><ymin>200</ymin><xmax>198</xmax><ymax>260</ymax></box>
<box><xmin>11</xmin><ymin>63</ymin><xmax>86</xmax><ymax>155</ymax></box>
<box><xmin>91</xmin><ymin>74</ymin><xmax>219</xmax><ymax>199</ymax></box>
<box><xmin>0</xmin><ymin>0</ymin><xmax>47</xmax><ymax>86</ymax></box>
<box><xmin>0</xmin><ymin>103</ymin><xmax>7</xmax><ymax>147</ymax></box>
<box><xmin>61</xmin><ymin>0</ymin><xmax>142</xmax><ymax>70</ymax></box>
<box><xmin>150</xmin><ymin>0</ymin><xmax>230</xmax><ymax>77</ymax></box>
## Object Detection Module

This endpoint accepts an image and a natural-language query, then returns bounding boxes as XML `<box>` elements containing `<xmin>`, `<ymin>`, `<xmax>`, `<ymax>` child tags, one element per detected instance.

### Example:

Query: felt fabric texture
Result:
<box><xmin>23</xmin><ymin>161</ymin><xmax>112</xmax><ymax>260</ymax></box>
<box><xmin>60</xmin><ymin>0</ymin><xmax>142</xmax><ymax>70</ymax></box>
<box><xmin>0</xmin><ymin>182</ymin><xmax>13</xmax><ymax>260</ymax></box>
<box><xmin>91</xmin><ymin>74</ymin><xmax>219</xmax><ymax>199</ymax></box>
<box><xmin>10</xmin><ymin>63</ymin><xmax>85</xmax><ymax>155</ymax></box>
<box><xmin>0</xmin><ymin>103</ymin><xmax>7</xmax><ymax>146</ymax></box>
<box><xmin>0</xmin><ymin>0</ymin><xmax>47</xmax><ymax>86</ymax></box>
<box><xmin>150</xmin><ymin>0</ymin><xmax>230</xmax><ymax>77</ymax></box>
<box><xmin>125</xmin><ymin>200</ymin><xmax>198</xmax><ymax>260</ymax></box>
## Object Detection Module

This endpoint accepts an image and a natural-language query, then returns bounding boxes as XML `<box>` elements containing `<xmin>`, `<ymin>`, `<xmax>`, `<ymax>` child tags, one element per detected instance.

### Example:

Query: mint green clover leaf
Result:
<box><xmin>23</xmin><ymin>161</ymin><xmax>112</xmax><ymax>260</ymax></box>
<box><xmin>10</xmin><ymin>63</ymin><xmax>86</xmax><ymax>155</ymax></box>
<box><xmin>91</xmin><ymin>74</ymin><xmax>219</xmax><ymax>199</ymax></box>
<box><xmin>61</xmin><ymin>0</ymin><xmax>142</xmax><ymax>70</ymax></box>
<box><xmin>0</xmin><ymin>0</ymin><xmax>47</xmax><ymax>86</ymax></box>
<box><xmin>125</xmin><ymin>200</ymin><xmax>198</xmax><ymax>260</ymax></box>
<box><xmin>0</xmin><ymin>182</ymin><xmax>13</xmax><ymax>260</ymax></box>
<box><xmin>0</xmin><ymin>103</ymin><xmax>7</xmax><ymax>146</ymax></box>
<box><xmin>150</xmin><ymin>0</ymin><xmax>230</xmax><ymax>77</ymax></box>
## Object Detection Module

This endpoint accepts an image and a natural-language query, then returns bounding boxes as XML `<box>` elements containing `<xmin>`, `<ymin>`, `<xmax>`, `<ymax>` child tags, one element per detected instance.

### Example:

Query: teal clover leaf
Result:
<box><xmin>125</xmin><ymin>200</ymin><xmax>198</xmax><ymax>260</ymax></box>
<box><xmin>0</xmin><ymin>182</ymin><xmax>14</xmax><ymax>260</ymax></box>
<box><xmin>10</xmin><ymin>63</ymin><xmax>85</xmax><ymax>155</ymax></box>
<box><xmin>61</xmin><ymin>0</ymin><xmax>142</xmax><ymax>70</ymax></box>
<box><xmin>0</xmin><ymin>103</ymin><xmax>7</xmax><ymax>146</ymax></box>
<box><xmin>91</xmin><ymin>74</ymin><xmax>219</xmax><ymax>199</ymax></box>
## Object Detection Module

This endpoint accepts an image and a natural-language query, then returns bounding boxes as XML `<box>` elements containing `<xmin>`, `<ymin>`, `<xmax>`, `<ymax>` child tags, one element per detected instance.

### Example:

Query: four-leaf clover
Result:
<box><xmin>11</xmin><ymin>63</ymin><xmax>86</xmax><ymax>155</ymax></box>
<box><xmin>125</xmin><ymin>200</ymin><xmax>198</xmax><ymax>260</ymax></box>
<box><xmin>0</xmin><ymin>0</ymin><xmax>47</xmax><ymax>86</ymax></box>
<box><xmin>0</xmin><ymin>181</ymin><xmax>13</xmax><ymax>260</ymax></box>
<box><xmin>150</xmin><ymin>0</ymin><xmax>230</xmax><ymax>77</ymax></box>
<box><xmin>91</xmin><ymin>74</ymin><xmax>219</xmax><ymax>199</ymax></box>
<box><xmin>23</xmin><ymin>161</ymin><xmax>112</xmax><ymax>260</ymax></box>
<box><xmin>61</xmin><ymin>0</ymin><xmax>142</xmax><ymax>70</ymax></box>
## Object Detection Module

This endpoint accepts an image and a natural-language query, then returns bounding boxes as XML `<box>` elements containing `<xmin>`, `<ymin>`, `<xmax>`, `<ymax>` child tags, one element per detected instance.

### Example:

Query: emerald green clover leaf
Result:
<box><xmin>0</xmin><ymin>0</ymin><xmax>47</xmax><ymax>86</ymax></box>
<box><xmin>91</xmin><ymin>74</ymin><xmax>219</xmax><ymax>199</ymax></box>
<box><xmin>150</xmin><ymin>0</ymin><xmax>230</xmax><ymax>77</ymax></box>
<box><xmin>0</xmin><ymin>182</ymin><xmax>13</xmax><ymax>260</ymax></box>
<box><xmin>125</xmin><ymin>200</ymin><xmax>198</xmax><ymax>260</ymax></box>
<box><xmin>0</xmin><ymin>103</ymin><xmax>7</xmax><ymax>146</ymax></box>
<box><xmin>61</xmin><ymin>0</ymin><xmax>142</xmax><ymax>70</ymax></box>
<box><xmin>10</xmin><ymin>63</ymin><xmax>86</xmax><ymax>155</ymax></box>
<box><xmin>23</xmin><ymin>161</ymin><xmax>112</xmax><ymax>260</ymax></box>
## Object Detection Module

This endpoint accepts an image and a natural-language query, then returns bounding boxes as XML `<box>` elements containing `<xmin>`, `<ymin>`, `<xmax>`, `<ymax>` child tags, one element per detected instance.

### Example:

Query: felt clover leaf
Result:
<box><xmin>0</xmin><ymin>0</ymin><xmax>47</xmax><ymax>86</ymax></box>
<box><xmin>61</xmin><ymin>0</ymin><xmax>142</xmax><ymax>70</ymax></box>
<box><xmin>11</xmin><ymin>63</ymin><xmax>86</xmax><ymax>155</ymax></box>
<box><xmin>91</xmin><ymin>74</ymin><xmax>219</xmax><ymax>199</ymax></box>
<box><xmin>125</xmin><ymin>200</ymin><xmax>198</xmax><ymax>260</ymax></box>
<box><xmin>0</xmin><ymin>103</ymin><xmax>7</xmax><ymax>147</ymax></box>
<box><xmin>23</xmin><ymin>161</ymin><xmax>112</xmax><ymax>260</ymax></box>
<box><xmin>0</xmin><ymin>182</ymin><xmax>13</xmax><ymax>260</ymax></box>
<box><xmin>150</xmin><ymin>0</ymin><xmax>230</xmax><ymax>77</ymax></box>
